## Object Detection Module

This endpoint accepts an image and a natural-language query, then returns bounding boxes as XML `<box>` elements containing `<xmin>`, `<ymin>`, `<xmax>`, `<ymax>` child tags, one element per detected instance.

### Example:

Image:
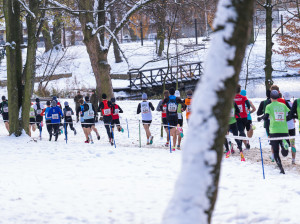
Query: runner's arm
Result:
<box><xmin>249</xmin><ymin>100</ymin><xmax>256</xmax><ymax>113</ymax></box>
<box><xmin>156</xmin><ymin>100</ymin><xmax>162</xmax><ymax>111</ymax></box>
<box><xmin>118</xmin><ymin>105</ymin><xmax>123</xmax><ymax>113</ymax></box>
<box><xmin>137</xmin><ymin>103</ymin><xmax>141</xmax><ymax>114</ymax></box>
<box><xmin>257</xmin><ymin>101</ymin><xmax>264</xmax><ymax>116</ymax></box>
<box><xmin>149</xmin><ymin>102</ymin><xmax>155</xmax><ymax>111</ymax></box>
<box><xmin>291</xmin><ymin>100</ymin><xmax>298</xmax><ymax>119</ymax></box>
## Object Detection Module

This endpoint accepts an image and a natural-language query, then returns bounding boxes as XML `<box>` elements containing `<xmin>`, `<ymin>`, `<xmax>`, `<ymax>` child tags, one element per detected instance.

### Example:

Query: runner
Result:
<box><xmin>29</xmin><ymin>103</ymin><xmax>37</xmax><ymax>137</ymax></box>
<box><xmin>156</xmin><ymin>90</ymin><xmax>170</xmax><ymax>147</ymax></box>
<box><xmin>41</xmin><ymin>100</ymin><xmax>53</xmax><ymax>141</ymax></box>
<box><xmin>224</xmin><ymin>101</ymin><xmax>244</xmax><ymax>161</ymax></box>
<box><xmin>90</xmin><ymin>90</ymin><xmax>99</xmax><ymax>122</ymax></box>
<box><xmin>161</xmin><ymin>88</ymin><xmax>182</xmax><ymax>151</ymax></box>
<box><xmin>175</xmin><ymin>90</ymin><xmax>184</xmax><ymax>150</ymax></box>
<box><xmin>137</xmin><ymin>93</ymin><xmax>155</xmax><ymax>145</ymax></box>
<box><xmin>33</xmin><ymin>98</ymin><xmax>44</xmax><ymax>137</ymax></box>
<box><xmin>0</xmin><ymin>96</ymin><xmax>9</xmax><ymax>132</ymax></box>
<box><xmin>47</xmin><ymin>100</ymin><xmax>63</xmax><ymax>141</ymax></box>
<box><xmin>77</xmin><ymin>99</ymin><xmax>89</xmax><ymax>142</ymax></box>
<box><xmin>98</xmin><ymin>93</ymin><xmax>113</xmax><ymax>145</ymax></box>
<box><xmin>74</xmin><ymin>91</ymin><xmax>83</xmax><ymax>122</ymax></box>
<box><xmin>234</xmin><ymin>85</ymin><xmax>251</xmax><ymax>149</ymax></box>
<box><xmin>111</xmin><ymin>97</ymin><xmax>124</xmax><ymax>133</ymax></box>
<box><xmin>83</xmin><ymin>96</ymin><xmax>100</xmax><ymax>143</ymax></box>
<box><xmin>259</xmin><ymin>90</ymin><xmax>290</xmax><ymax>174</ymax></box>
<box><xmin>240</xmin><ymin>90</ymin><xmax>256</xmax><ymax>149</ymax></box>
<box><xmin>63</xmin><ymin>101</ymin><xmax>77</xmax><ymax>136</ymax></box>
<box><xmin>184</xmin><ymin>90</ymin><xmax>193</xmax><ymax>124</ymax></box>
<box><xmin>283</xmin><ymin>92</ymin><xmax>296</xmax><ymax>164</ymax></box>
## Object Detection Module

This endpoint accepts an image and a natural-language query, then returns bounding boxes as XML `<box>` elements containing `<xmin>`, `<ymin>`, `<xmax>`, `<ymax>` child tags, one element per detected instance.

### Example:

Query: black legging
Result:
<box><xmin>52</xmin><ymin>123</ymin><xmax>60</xmax><ymax>141</ymax></box>
<box><xmin>236</xmin><ymin>118</ymin><xmax>247</xmax><ymax>137</ymax></box>
<box><xmin>103</xmin><ymin>116</ymin><xmax>112</xmax><ymax>139</ymax></box>
<box><xmin>224</xmin><ymin>122</ymin><xmax>243</xmax><ymax>152</ymax></box>
<box><xmin>270</xmin><ymin>133</ymin><xmax>288</xmax><ymax>172</ymax></box>
<box><xmin>46</xmin><ymin>120</ymin><xmax>52</xmax><ymax>139</ymax></box>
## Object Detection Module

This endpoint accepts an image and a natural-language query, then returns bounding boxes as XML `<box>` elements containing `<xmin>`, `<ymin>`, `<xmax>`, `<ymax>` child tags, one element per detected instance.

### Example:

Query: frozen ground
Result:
<box><xmin>1</xmin><ymin>100</ymin><xmax>300</xmax><ymax>224</ymax></box>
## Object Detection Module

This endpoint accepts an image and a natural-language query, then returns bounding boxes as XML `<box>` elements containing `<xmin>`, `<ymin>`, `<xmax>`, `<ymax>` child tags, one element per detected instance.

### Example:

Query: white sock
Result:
<box><xmin>89</xmin><ymin>134</ymin><xmax>93</xmax><ymax>141</ymax></box>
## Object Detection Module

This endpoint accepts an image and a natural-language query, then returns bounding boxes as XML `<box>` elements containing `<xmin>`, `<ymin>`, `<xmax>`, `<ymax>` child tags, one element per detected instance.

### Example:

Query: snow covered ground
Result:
<box><xmin>1</xmin><ymin>99</ymin><xmax>300</xmax><ymax>224</ymax></box>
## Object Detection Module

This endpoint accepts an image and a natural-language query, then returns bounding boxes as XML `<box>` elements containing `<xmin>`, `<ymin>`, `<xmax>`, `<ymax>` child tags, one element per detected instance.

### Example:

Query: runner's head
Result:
<box><xmin>77</xmin><ymin>91</ymin><xmax>80</xmax><ymax>95</ymax></box>
<box><xmin>270</xmin><ymin>85</ymin><xmax>279</xmax><ymax>92</ymax></box>
<box><xmin>240</xmin><ymin>89</ymin><xmax>247</xmax><ymax>96</ymax></box>
<box><xmin>111</xmin><ymin>97</ymin><xmax>116</xmax><ymax>104</ymax></box>
<box><xmin>142</xmin><ymin>93</ymin><xmax>147</xmax><ymax>100</ymax></box>
<box><xmin>236</xmin><ymin>84</ymin><xmax>241</xmax><ymax>94</ymax></box>
<box><xmin>36</xmin><ymin>98</ymin><xmax>40</xmax><ymax>103</ymax></box>
<box><xmin>51</xmin><ymin>100</ymin><xmax>57</xmax><ymax>107</ymax></box>
<box><xmin>2</xmin><ymin>96</ymin><xmax>6</xmax><ymax>101</ymax></box>
<box><xmin>64</xmin><ymin>101</ymin><xmax>69</xmax><ymax>107</ymax></box>
<box><xmin>46</xmin><ymin>100</ymin><xmax>51</xmax><ymax>106</ymax></box>
<box><xmin>85</xmin><ymin>96</ymin><xmax>90</xmax><ymax>102</ymax></box>
<box><xmin>186</xmin><ymin>89</ymin><xmax>193</xmax><ymax>98</ymax></box>
<box><xmin>102</xmin><ymin>93</ymin><xmax>107</xmax><ymax>100</ymax></box>
<box><xmin>169</xmin><ymin>87</ymin><xmax>175</xmax><ymax>95</ymax></box>
<box><xmin>175</xmin><ymin>90</ymin><xmax>180</xmax><ymax>98</ymax></box>
<box><xmin>163</xmin><ymin>90</ymin><xmax>169</xmax><ymax>99</ymax></box>
<box><xmin>283</xmin><ymin>92</ymin><xmax>291</xmax><ymax>101</ymax></box>
<box><xmin>92</xmin><ymin>90</ymin><xmax>96</xmax><ymax>94</ymax></box>
<box><xmin>270</xmin><ymin>90</ymin><xmax>279</xmax><ymax>101</ymax></box>
<box><xmin>79</xmin><ymin>99</ymin><xmax>84</xmax><ymax>105</ymax></box>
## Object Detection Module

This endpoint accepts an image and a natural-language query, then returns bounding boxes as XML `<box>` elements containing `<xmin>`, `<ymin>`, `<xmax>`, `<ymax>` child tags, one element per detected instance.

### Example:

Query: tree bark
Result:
<box><xmin>156</xmin><ymin>0</ymin><xmax>167</xmax><ymax>57</ymax></box>
<box><xmin>42</xmin><ymin>21</ymin><xmax>53</xmax><ymax>52</ymax></box>
<box><xmin>110</xmin><ymin>11</ymin><xmax>123</xmax><ymax>63</ymax></box>
<box><xmin>162</xmin><ymin>0</ymin><xmax>255</xmax><ymax>223</ymax></box>
<box><xmin>4</xmin><ymin>0</ymin><xmax>23</xmax><ymax>136</ymax></box>
<box><xmin>79</xmin><ymin>0</ymin><xmax>114</xmax><ymax>98</ymax></box>
<box><xmin>22</xmin><ymin>0</ymin><xmax>39</xmax><ymax>135</ymax></box>
<box><xmin>53</xmin><ymin>13</ymin><xmax>62</xmax><ymax>48</ymax></box>
<box><xmin>264</xmin><ymin>0</ymin><xmax>274</xmax><ymax>90</ymax></box>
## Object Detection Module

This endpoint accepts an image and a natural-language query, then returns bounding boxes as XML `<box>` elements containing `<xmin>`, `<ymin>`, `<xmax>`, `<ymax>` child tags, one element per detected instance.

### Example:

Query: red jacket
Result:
<box><xmin>234</xmin><ymin>94</ymin><xmax>248</xmax><ymax>118</ymax></box>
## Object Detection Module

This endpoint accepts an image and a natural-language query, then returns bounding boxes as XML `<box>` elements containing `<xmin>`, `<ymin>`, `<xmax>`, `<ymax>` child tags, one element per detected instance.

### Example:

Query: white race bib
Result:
<box><xmin>103</xmin><ymin>109</ymin><xmax>111</xmax><ymax>116</ymax></box>
<box><xmin>178</xmin><ymin>113</ymin><xmax>182</xmax><ymax>119</ymax></box>
<box><xmin>168</xmin><ymin>103</ymin><xmax>177</xmax><ymax>112</ymax></box>
<box><xmin>141</xmin><ymin>104</ymin><xmax>150</xmax><ymax>114</ymax></box>
<box><xmin>187</xmin><ymin>105</ymin><xmax>191</xmax><ymax>112</ymax></box>
<box><xmin>88</xmin><ymin>110</ymin><xmax>94</xmax><ymax>117</ymax></box>
<box><xmin>36</xmin><ymin>109</ymin><xmax>42</xmax><ymax>114</ymax></box>
<box><xmin>230</xmin><ymin>108</ymin><xmax>235</xmax><ymax>117</ymax></box>
<box><xmin>114</xmin><ymin>109</ymin><xmax>119</xmax><ymax>115</ymax></box>
<box><xmin>275</xmin><ymin>112</ymin><xmax>284</xmax><ymax>121</ymax></box>
<box><xmin>3</xmin><ymin>107</ymin><xmax>8</xmax><ymax>113</ymax></box>
<box><xmin>52</xmin><ymin>114</ymin><xmax>59</xmax><ymax>119</ymax></box>
<box><xmin>30</xmin><ymin>111</ymin><xmax>35</xmax><ymax>117</ymax></box>
<box><xmin>238</xmin><ymin>105</ymin><xmax>243</xmax><ymax>113</ymax></box>
<box><xmin>66</xmin><ymin>111</ymin><xmax>72</xmax><ymax>116</ymax></box>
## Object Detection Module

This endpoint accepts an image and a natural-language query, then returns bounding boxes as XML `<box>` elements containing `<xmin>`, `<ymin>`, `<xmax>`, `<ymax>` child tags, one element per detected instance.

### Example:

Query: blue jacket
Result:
<box><xmin>44</xmin><ymin>107</ymin><xmax>52</xmax><ymax>121</ymax></box>
<box><xmin>47</xmin><ymin>106</ymin><xmax>63</xmax><ymax>124</ymax></box>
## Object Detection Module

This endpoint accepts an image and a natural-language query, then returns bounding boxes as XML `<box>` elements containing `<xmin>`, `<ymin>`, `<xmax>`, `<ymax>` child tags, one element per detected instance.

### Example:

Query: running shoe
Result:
<box><xmin>165</xmin><ymin>142</ymin><xmax>169</xmax><ymax>147</ymax></box>
<box><xmin>269</xmin><ymin>156</ymin><xmax>274</xmax><ymax>162</ymax></box>
<box><xmin>74</xmin><ymin>129</ymin><xmax>77</xmax><ymax>135</ymax></box>
<box><xmin>246</xmin><ymin>143</ymin><xmax>250</xmax><ymax>150</ymax></box>
<box><xmin>97</xmin><ymin>135</ymin><xmax>100</xmax><ymax>140</ymax></box>
<box><xmin>84</xmin><ymin>140</ymin><xmax>89</xmax><ymax>143</ymax></box>
<box><xmin>292</xmin><ymin>160</ymin><xmax>296</xmax><ymax>165</ymax></box>
<box><xmin>177</xmin><ymin>145</ymin><xmax>181</xmax><ymax>150</ymax></box>
<box><xmin>149</xmin><ymin>136</ymin><xmax>154</xmax><ymax>144</ymax></box>
<box><xmin>225</xmin><ymin>150</ymin><xmax>230</xmax><ymax>158</ymax></box>
<box><xmin>172</xmin><ymin>147</ymin><xmax>176</xmax><ymax>151</ymax></box>
<box><xmin>231</xmin><ymin>148</ymin><xmax>235</xmax><ymax>154</ymax></box>
<box><xmin>240</xmin><ymin>152</ymin><xmax>245</xmax><ymax>162</ymax></box>
<box><xmin>91</xmin><ymin>140</ymin><xmax>94</xmax><ymax>144</ymax></box>
<box><xmin>121</xmin><ymin>128</ymin><xmax>124</xmax><ymax>133</ymax></box>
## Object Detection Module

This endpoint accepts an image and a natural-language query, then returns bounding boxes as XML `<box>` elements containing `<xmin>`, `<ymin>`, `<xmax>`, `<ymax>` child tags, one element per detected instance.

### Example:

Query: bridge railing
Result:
<box><xmin>128</xmin><ymin>62</ymin><xmax>203</xmax><ymax>90</ymax></box>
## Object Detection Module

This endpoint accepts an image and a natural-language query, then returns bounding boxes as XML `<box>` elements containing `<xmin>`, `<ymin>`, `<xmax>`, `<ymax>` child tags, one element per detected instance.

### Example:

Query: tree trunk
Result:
<box><xmin>162</xmin><ymin>0</ymin><xmax>255</xmax><ymax>223</ymax></box>
<box><xmin>53</xmin><ymin>13</ymin><xmax>62</xmax><ymax>48</ymax></box>
<box><xmin>42</xmin><ymin>21</ymin><xmax>53</xmax><ymax>52</ymax></box>
<box><xmin>156</xmin><ymin>0</ymin><xmax>167</xmax><ymax>57</ymax></box>
<box><xmin>22</xmin><ymin>0</ymin><xmax>39</xmax><ymax>135</ymax></box>
<box><xmin>4</xmin><ymin>0</ymin><xmax>23</xmax><ymax>136</ymax></box>
<box><xmin>98</xmin><ymin>0</ymin><xmax>106</xmax><ymax>45</ymax></box>
<box><xmin>264</xmin><ymin>0</ymin><xmax>274</xmax><ymax>90</ymax></box>
<box><xmin>79</xmin><ymin>0</ymin><xmax>114</xmax><ymax>98</ymax></box>
<box><xmin>70</xmin><ymin>19</ymin><xmax>76</xmax><ymax>46</ymax></box>
<box><xmin>110</xmin><ymin>11</ymin><xmax>123</xmax><ymax>63</ymax></box>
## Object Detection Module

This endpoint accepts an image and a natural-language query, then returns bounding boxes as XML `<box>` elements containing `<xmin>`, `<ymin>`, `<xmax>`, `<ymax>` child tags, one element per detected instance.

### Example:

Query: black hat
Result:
<box><xmin>270</xmin><ymin>90</ymin><xmax>279</xmax><ymax>99</ymax></box>
<box><xmin>36</xmin><ymin>98</ymin><xmax>40</xmax><ymax>103</ymax></box>
<box><xmin>46</xmin><ymin>100</ymin><xmax>51</xmax><ymax>106</ymax></box>
<box><xmin>85</xmin><ymin>96</ymin><xmax>90</xmax><ymax>101</ymax></box>
<box><xmin>102</xmin><ymin>93</ymin><xmax>107</xmax><ymax>99</ymax></box>
<box><xmin>2</xmin><ymin>96</ymin><xmax>6</xmax><ymax>101</ymax></box>
<box><xmin>169</xmin><ymin>87</ymin><xmax>175</xmax><ymax>95</ymax></box>
<box><xmin>111</xmin><ymin>97</ymin><xmax>116</xmax><ymax>103</ymax></box>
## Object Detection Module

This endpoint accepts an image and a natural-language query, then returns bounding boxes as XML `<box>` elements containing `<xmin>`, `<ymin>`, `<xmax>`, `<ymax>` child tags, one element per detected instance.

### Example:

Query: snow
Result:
<box><xmin>0</xmin><ymin>100</ymin><xmax>300</xmax><ymax>224</ymax></box>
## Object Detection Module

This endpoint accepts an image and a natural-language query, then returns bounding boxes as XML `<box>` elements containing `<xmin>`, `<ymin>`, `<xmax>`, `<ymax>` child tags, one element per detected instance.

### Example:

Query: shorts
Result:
<box><xmin>36</xmin><ymin>116</ymin><xmax>43</xmax><ymax>123</ymax></box>
<box><xmin>29</xmin><ymin>118</ymin><xmax>36</xmax><ymax>125</ymax></box>
<box><xmin>162</xmin><ymin>117</ymin><xmax>168</xmax><ymax>128</ymax></box>
<box><xmin>245</xmin><ymin>119</ymin><xmax>252</xmax><ymax>131</ymax></box>
<box><xmin>111</xmin><ymin>118</ymin><xmax>120</xmax><ymax>127</ymax></box>
<box><xmin>142</xmin><ymin>120</ymin><xmax>152</xmax><ymax>125</ymax></box>
<box><xmin>2</xmin><ymin>113</ymin><xmax>9</xmax><ymax>122</ymax></box>
<box><xmin>178</xmin><ymin>119</ymin><xmax>183</xmax><ymax>127</ymax></box>
<box><xmin>289</xmin><ymin>128</ymin><xmax>296</xmax><ymax>136</ymax></box>
<box><xmin>167</xmin><ymin>116</ymin><xmax>178</xmax><ymax>128</ymax></box>
<box><xmin>83</xmin><ymin>118</ymin><xmax>95</xmax><ymax>128</ymax></box>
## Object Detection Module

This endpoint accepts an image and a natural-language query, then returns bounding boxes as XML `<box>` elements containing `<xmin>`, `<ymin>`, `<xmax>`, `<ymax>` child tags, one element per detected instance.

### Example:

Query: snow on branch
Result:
<box><xmin>47</xmin><ymin>0</ymin><xmax>79</xmax><ymax>15</ymax></box>
<box><xmin>18</xmin><ymin>0</ymin><xmax>36</xmax><ymax>19</ymax></box>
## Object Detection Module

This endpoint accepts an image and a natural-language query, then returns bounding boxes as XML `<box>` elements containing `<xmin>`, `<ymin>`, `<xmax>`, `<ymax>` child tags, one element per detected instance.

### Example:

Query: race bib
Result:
<box><xmin>141</xmin><ymin>105</ymin><xmax>149</xmax><ymax>114</ymax></box>
<box><xmin>230</xmin><ymin>108</ymin><xmax>235</xmax><ymax>117</ymax></box>
<box><xmin>30</xmin><ymin>111</ymin><xmax>35</xmax><ymax>117</ymax></box>
<box><xmin>168</xmin><ymin>103</ymin><xmax>177</xmax><ymax>112</ymax></box>
<box><xmin>114</xmin><ymin>109</ymin><xmax>119</xmax><ymax>115</ymax></box>
<box><xmin>103</xmin><ymin>109</ymin><xmax>111</xmax><ymax>116</ymax></box>
<box><xmin>178</xmin><ymin>113</ymin><xmax>182</xmax><ymax>119</ymax></box>
<box><xmin>187</xmin><ymin>105</ymin><xmax>191</xmax><ymax>112</ymax></box>
<box><xmin>3</xmin><ymin>107</ymin><xmax>8</xmax><ymax>113</ymax></box>
<box><xmin>66</xmin><ymin>111</ymin><xmax>72</xmax><ymax>116</ymax></box>
<box><xmin>36</xmin><ymin>109</ymin><xmax>42</xmax><ymax>114</ymax></box>
<box><xmin>163</xmin><ymin>106</ymin><xmax>167</xmax><ymax>113</ymax></box>
<box><xmin>275</xmin><ymin>112</ymin><xmax>284</xmax><ymax>121</ymax></box>
<box><xmin>52</xmin><ymin>114</ymin><xmax>59</xmax><ymax>119</ymax></box>
<box><xmin>88</xmin><ymin>110</ymin><xmax>94</xmax><ymax>117</ymax></box>
<box><xmin>238</xmin><ymin>105</ymin><xmax>243</xmax><ymax>113</ymax></box>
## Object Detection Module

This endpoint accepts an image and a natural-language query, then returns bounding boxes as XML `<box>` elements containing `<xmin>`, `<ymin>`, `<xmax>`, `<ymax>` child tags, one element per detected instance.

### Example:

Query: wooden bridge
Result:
<box><xmin>127</xmin><ymin>62</ymin><xmax>203</xmax><ymax>91</ymax></box>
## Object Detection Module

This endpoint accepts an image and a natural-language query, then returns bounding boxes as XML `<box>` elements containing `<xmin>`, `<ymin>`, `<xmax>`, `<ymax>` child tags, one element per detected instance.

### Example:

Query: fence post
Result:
<box><xmin>129</xmin><ymin>72</ymin><xmax>132</xmax><ymax>90</ymax></box>
<box><xmin>195</xmin><ymin>19</ymin><xmax>198</xmax><ymax>45</ymax></box>
<box><xmin>281</xmin><ymin>14</ymin><xmax>284</xmax><ymax>36</ymax></box>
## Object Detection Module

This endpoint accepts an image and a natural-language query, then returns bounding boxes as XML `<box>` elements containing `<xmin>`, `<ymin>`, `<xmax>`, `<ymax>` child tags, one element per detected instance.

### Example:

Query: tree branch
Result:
<box><xmin>18</xmin><ymin>0</ymin><xmax>36</xmax><ymax>19</ymax></box>
<box><xmin>272</xmin><ymin>14</ymin><xmax>297</xmax><ymax>37</ymax></box>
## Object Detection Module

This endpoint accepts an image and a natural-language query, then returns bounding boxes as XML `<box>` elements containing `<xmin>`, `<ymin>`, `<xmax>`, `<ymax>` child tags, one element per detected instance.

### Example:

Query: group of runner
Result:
<box><xmin>226</xmin><ymin>84</ymin><xmax>300</xmax><ymax>174</ymax></box>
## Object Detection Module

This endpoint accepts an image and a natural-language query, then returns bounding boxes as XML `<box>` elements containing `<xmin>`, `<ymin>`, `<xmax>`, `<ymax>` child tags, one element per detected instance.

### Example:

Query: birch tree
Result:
<box><xmin>162</xmin><ymin>0</ymin><xmax>255</xmax><ymax>223</ymax></box>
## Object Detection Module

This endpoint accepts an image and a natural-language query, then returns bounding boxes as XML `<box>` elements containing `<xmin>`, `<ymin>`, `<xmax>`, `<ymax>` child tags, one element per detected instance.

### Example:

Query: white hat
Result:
<box><xmin>175</xmin><ymin>90</ymin><xmax>180</xmax><ymax>97</ymax></box>
<box><xmin>283</xmin><ymin>92</ymin><xmax>290</xmax><ymax>100</ymax></box>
